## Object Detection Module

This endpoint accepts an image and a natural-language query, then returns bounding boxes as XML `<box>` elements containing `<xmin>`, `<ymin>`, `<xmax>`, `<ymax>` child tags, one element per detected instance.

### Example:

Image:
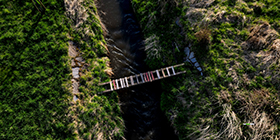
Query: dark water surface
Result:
<box><xmin>96</xmin><ymin>0</ymin><xmax>178</xmax><ymax>139</ymax></box>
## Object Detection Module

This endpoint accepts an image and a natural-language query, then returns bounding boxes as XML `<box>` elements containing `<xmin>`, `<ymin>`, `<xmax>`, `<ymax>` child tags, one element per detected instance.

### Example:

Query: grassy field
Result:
<box><xmin>131</xmin><ymin>0</ymin><xmax>280</xmax><ymax>139</ymax></box>
<box><xmin>0</xmin><ymin>0</ymin><xmax>124</xmax><ymax>139</ymax></box>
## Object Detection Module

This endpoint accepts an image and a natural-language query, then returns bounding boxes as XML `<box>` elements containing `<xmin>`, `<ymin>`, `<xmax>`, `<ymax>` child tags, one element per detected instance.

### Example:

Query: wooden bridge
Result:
<box><xmin>99</xmin><ymin>63</ymin><xmax>186</xmax><ymax>93</ymax></box>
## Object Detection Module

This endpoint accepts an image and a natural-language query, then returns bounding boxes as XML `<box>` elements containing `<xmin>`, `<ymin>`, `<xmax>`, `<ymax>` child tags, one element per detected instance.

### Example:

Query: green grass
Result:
<box><xmin>0</xmin><ymin>0</ymin><xmax>124</xmax><ymax>139</ymax></box>
<box><xmin>0</xmin><ymin>0</ymin><xmax>75</xmax><ymax>139</ymax></box>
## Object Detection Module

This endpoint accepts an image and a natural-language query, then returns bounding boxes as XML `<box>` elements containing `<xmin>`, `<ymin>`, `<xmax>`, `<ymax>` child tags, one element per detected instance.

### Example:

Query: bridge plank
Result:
<box><xmin>130</xmin><ymin>76</ymin><xmax>134</xmax><ymax>85</ymax></box>
<box><xmin>145</xmin><ymin>73</ymin><xmax>148</xmax><ymax>81</ymax></box>
<box><xmin>136</xmin><ymin>75</ymin><xmax>139</xmax><ymax>84</ymax></box>
<box><xmin>116</xmin><ymin>79</ymin><xmax>119</xmax><ymax>89</ymax></box>
<box><xmin>125</xmin><ymin>77</ymin><xmax>129</xmax><ymax>87</ymax></box>
<box><xmin>120</xmin><ymin>78</ymin><xmax>124</xmax><ymax>88</ymax></box>
<box><xmin>140</xmin><ymin>73</ymin><xmax>144</xmax><ymax>83</ymax></box>
<box><xmin>156</xmin><ymin>70</ymin><xmax>160</xmax><ymax>79</ymax></box>
<box><xmin>147</xmin><ymin>72</ymin><xmax>152</xmax><ymax>82</ymax></box>
<box><xmin>150</xmin><ymin>71</ymin><xmax>154</xmax><ymax>81</ymax></box>
<box><xmin>162</xmin><ymin>69</ymin><xmax>166</xmax><ymax>77</ymax></box>
<box><xmin>166</xmin><ymin>68</ymin><xmax>170</xmax><ymax>76</ymax></box>
<box><xmin>110</xmin><ymin>81</ymin><xmax>113</xmax><ymax>90</ymax></box>
<box><xmin>171</xmin><ymin>66</ymin><xmax>175</xmax><ymax>75</ymax></box>
<box><xmin>123</xmin><ymin>78</ymin><xmax>126</xmax><ymax>88</ymax></box>
<box><xmin>113</xmin><ymin>80</ymin><xmax>116</xmax><ymax>90</ymax></box>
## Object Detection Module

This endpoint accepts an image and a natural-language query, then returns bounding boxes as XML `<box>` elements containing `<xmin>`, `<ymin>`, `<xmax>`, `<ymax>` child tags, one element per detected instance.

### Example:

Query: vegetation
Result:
<box><xmin>66</xmin><ymin>0</ymin><xmax>125</xmax><ymax>138</ymax></box>
<box><xmin>132</xmin><ymin>0</ymin><xmax>280</xmax><ymax>139</ymax></box>
<box><xmin>0</xmin><ymin>0</ymin><xmax>124</xmax><ymax>139</ymax></box>
<box><xmin>0</xmin><ymin>0</ymin><xmax>74</xmax><ymax>139</ymax></box>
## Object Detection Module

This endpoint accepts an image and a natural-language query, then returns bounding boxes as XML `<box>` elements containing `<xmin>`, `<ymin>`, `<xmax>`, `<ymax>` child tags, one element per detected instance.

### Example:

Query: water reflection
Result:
<box><xmin>96</xmin><ymin>0</ymin><xmax>179</xmax><ymax>139</ymax></box>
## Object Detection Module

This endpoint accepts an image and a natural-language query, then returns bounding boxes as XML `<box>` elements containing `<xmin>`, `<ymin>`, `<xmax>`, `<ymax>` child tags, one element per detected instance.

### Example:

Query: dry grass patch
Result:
<box><xmin>242</xmin><ymin>22</ymin><xmax>279</xmax><ymax>50</ymax></box>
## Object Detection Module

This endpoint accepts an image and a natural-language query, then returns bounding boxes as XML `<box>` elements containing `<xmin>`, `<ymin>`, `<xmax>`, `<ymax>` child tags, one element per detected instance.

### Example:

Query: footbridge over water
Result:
<box><xmin>99</xmin><ymin>63</ymin><xmax>186</xmax><ymax>93</ymax></box>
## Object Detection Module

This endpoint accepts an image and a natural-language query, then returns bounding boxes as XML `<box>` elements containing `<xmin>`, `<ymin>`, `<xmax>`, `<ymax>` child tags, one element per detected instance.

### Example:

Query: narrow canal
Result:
<box><xmin>95</xmin><ymin>0</ymin><xmax>179</xmax><ymax>139</ymax></box>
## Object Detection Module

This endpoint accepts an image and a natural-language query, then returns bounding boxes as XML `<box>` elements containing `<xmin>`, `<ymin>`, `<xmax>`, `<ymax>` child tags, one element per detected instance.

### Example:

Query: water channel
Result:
<box><xmin>95</xmin><ymin>0</ymin><xmax>179</xmax><ymax>139</ymax></box>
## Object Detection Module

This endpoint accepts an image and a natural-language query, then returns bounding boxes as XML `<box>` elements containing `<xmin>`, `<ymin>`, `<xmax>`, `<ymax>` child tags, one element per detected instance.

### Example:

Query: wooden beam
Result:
<box><xmin>171</xmin><ymin>66</ymin><xmax>175</xmax><ymax>75</ymax></box>
<box><xmin>98</xmin><ymin>81</ymin><xmax>110</xmax><ymax>86</ymax></box>
<box><xmin>102</xmin><ymin>89</ymin><xmax>112</xmax><ymax>93</ymax></box>
<box><xmin>175</xmin><ymin>71</ymin><xmax>186</xmax><ymax>75</ymax></box>
<box><xmin>173</xmin><ymin>63</ymin><xmax>185</xmax><ymax>68</ymax></box>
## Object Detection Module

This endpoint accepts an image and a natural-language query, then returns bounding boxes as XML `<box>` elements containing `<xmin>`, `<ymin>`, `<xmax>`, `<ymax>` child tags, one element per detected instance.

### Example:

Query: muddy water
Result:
<box><xmin>96</xmin><ymin>0</ymin><xmax>178</xmax><ymax>139</ymax></box>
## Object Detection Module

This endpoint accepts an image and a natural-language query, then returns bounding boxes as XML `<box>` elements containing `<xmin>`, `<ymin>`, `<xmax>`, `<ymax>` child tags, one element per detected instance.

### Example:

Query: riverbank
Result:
<box><xmin>131</xmin><ymin>0</ymin><xmax>280</xmax><ymax>139</ymax></box>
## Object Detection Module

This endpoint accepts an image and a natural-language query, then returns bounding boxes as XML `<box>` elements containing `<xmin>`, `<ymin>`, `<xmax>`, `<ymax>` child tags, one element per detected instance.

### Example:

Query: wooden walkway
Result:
<box><xmin>99</xmin><ymin>63</ymin><xmax>186</xmax><ymax>93</ymax></box>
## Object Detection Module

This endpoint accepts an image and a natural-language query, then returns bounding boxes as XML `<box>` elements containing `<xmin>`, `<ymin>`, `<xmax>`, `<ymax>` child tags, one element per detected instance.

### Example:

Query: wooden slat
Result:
<box><xmin>113</xmin><ymin>80</ymin><xmax>116</xmax><ymax>90</ymax></box>
<box><xmin>125</xmin><ymin>77</ymin><xmax>129</xmax><ymax>87</ymax></box>
<box><xmin>162</xmin><ymin>69</ymin><xmax>166</xmax><ymax>77</ymax></box>
<box><xmin>166</xmin><ymin>68</ymin><xmax>170</xmax><ymax>76</ymax></box>
<box><xmin>150</xmin><ymin>71</ymin><xmax>154</xmax><ymax>80</ymax></box>
<box><xmin>120</xmin><ymin>78</ymin><xmax>124</xmax><ymax>88</ymax></box>
<box><xmin>136</xmin><ymin>75</ymin><xmax>139</xmax><ymax>84</ymax></box>
<box><xmin>156</xmin><ymin>70</ymin><xmax>160</xmax><ymax>79</ymax></box>
<box><xmin>140</xmin><ymin>73</ymin><xmax>144</xmax><ymax>83</ymax></box>
<box><xmin>122</xmin><ymin>78</ymin><xmax>125</xmax><ymax>88</ymax></box>
<box><xmin>123</xmin><ymin>78</ymin><xmax>126</xmax><ymax>88</ymax></box>
<box><xmin>171</xmin><ymin>66</ymin><xmax>175</xmax><ymax>75</ymax></box>
<box><xmin>116</xmin><ymin>79</ymin><xmax>119</xmax><ymax>89</ymax></box>
<box><xmin>110</xmin><ymin>81</ymin><xmax>113</xmax><ymax>90</ymax></box>
<box><xmin>130</xmin><ymin>76</ymin><xmax>134</xmax><ymax>85</ymax></box>
<box><xmin>148</xmin><ymin>72</ymin><xmax>152</xmax><ymax>82</ymax></box>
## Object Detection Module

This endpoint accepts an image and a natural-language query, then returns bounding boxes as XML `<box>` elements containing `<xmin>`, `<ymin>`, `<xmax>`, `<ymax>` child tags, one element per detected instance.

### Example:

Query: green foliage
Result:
<box><xmin>0</xmin><ymin>0</ymin><xmax>76</xmax><ymax>139</ymax></box>
<box><xmin>66</xmin><ymin>0</ymin><xmax>125</xmax><ymax>139</ymax></box>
